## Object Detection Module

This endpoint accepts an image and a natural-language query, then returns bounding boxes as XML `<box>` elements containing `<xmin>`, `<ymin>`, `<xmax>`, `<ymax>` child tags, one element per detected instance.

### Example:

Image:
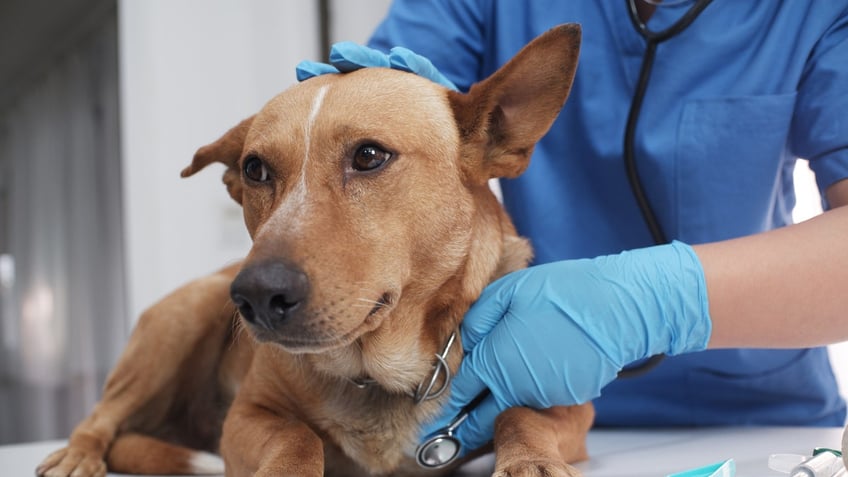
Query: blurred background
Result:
<box><xmin>0</xmin><ymin>0</ymin><xmax>843</xmax><ymax>445</ymax></box>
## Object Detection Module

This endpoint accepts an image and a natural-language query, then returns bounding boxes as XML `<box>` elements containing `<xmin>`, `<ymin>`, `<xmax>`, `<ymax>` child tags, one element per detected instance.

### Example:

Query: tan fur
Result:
<box><xmin>37</xmin><ymin>24</ymin><xmax>589</xmax><ymax>477</ymax></box>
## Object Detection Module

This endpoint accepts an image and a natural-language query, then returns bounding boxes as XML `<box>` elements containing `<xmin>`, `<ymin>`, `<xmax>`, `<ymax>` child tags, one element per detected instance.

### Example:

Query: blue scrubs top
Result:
<box><xmin>370</xmin><ymin>1</ymin><xmax>848</xmax><ymax>426</ymax></box>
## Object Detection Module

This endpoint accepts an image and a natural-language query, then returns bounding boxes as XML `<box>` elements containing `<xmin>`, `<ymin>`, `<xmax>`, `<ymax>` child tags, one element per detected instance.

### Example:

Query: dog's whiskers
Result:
<box><xmin>229</xmin><ymin>309</ymin><xmax>248</xmax><ymax>349</ymax></box>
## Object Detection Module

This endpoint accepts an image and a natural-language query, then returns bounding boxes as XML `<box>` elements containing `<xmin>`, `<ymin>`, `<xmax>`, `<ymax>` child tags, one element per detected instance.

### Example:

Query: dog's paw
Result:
<box><xmin>493</xmin><ymin>459</ymin><xmax>582</xmax><ymax>477</ymax></box>
<box><xmin>36</xmin><ymin>446</ymin><xmax>107</xmax><ymax>477</ymax></box>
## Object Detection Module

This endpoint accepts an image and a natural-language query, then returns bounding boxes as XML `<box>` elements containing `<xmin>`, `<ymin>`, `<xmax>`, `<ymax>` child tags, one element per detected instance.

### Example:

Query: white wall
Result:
<box><xmin>330</xmin><ymin>0</ymin><xmax>393</xmax><ymax>43</ymax></box>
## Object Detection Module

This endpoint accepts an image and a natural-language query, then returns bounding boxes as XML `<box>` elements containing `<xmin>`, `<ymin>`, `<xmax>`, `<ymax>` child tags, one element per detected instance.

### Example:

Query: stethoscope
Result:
<box><xmin>416</xmin><ymin>0</ymin><xmax>715</xmax><ymax>469</ymax></box>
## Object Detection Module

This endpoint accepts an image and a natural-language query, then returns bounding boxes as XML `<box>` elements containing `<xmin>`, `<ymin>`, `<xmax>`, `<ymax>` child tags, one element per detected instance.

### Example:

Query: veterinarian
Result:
<box><xmin>298</xmin><ymin>0</ymin><xmax>848</xmax><ymax>454</ymax></box>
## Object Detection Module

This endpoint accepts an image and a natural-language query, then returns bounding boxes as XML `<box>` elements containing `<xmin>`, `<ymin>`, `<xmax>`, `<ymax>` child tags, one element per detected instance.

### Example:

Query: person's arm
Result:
<box><xmin>425</xmin><ymin>180</ymin><xmax>848</xmax><ymax>452</ymax></box>
<box><xmin>699</xmin><ymin>178</ymin><xmax>848</xmax><ymax>348</ymax></box>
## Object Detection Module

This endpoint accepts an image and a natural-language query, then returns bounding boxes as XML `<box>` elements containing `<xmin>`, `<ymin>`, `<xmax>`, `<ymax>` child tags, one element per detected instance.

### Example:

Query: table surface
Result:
<box><xmin>2</xmin><ymin>427</ymin><xmax>844</xmax><ymax>476</ymax></box>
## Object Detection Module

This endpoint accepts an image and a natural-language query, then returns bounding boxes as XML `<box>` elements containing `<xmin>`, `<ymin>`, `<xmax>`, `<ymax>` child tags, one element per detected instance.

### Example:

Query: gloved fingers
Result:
<box><xmin>448</xmin><ymin>352</ymin><xmax>491</xmax><ymax>410</ymax></box>
<box><xmin>459</xmin><ymin>276</ymin><xmax>515</xmax><ymax>352</ymax></box>
<box><xmin>296</xmin><ymin>42</ymin><xmax>458</xmax><ymax>90</ymax></box>
<box><xmin>329</xmin><ymin>41</ymin><xmax>391</xmax><ymax>72</ymax></box>
<box><xmin>453</xmin><ymin>393</ymin><xmax>501</xmax><ymax>455</ymax></box>
<box><xmin>388</xmin><ymin>47</ymin><xmax>458</xmax><ymax>90</ymax></box>
<box><xmin>295</xmin><ymin>61</ymin><xmax>340</xmax><ymax>82</ymax></box>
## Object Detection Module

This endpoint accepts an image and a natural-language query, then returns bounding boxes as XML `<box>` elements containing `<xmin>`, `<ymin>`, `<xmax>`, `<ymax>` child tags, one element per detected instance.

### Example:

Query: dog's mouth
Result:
<box><xmin>249</xmin><ymin>290</ymin><xmax>398</xmax><ymax>353</ymax></box>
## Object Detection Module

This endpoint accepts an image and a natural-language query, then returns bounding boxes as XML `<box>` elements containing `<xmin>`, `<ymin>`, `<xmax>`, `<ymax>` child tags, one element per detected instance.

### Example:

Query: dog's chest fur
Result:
<box><xmin>260</xmin><ymin>343</ymin><xmax>454</xmax><ymax>476</ymax></box>
<box><xmin>319</xmin><ymin>389</ymin><xmax>436</xmax><ymax>476</ymax></box>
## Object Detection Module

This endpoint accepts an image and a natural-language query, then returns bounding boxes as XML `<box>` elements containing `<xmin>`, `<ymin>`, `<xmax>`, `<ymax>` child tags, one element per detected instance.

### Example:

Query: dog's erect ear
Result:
<box><xmin>180</xmin><ymin>115</ymin><xmax>254</xmax><ymax>205</ymax></box>
<box><xmin>449</xmin><ymin>24</ymin><xmax>581</xmax><ymax>184</ymax></box>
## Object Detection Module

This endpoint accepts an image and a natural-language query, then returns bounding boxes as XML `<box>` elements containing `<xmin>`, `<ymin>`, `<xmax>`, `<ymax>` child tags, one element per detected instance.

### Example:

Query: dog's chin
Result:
<box><xmin>246</xmin><ymin>293</ymin><xmax>397</xmax><ymax>354</ymax></box>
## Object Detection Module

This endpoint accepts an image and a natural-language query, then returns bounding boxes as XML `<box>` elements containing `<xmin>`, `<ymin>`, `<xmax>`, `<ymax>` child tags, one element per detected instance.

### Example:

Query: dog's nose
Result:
<box><xmin>230</xmin><ymin>261</ymin><xmax>310</xmax><ymax>328</ymax></box>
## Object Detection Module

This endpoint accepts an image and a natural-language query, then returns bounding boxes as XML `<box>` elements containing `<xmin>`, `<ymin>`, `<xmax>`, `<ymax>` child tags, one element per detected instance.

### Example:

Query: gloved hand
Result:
<box><xmin>425</xmin><ymin>241</ymin><xmax>712</xmax><ymax>454</ymax></box>
<box><xmin>295</xmin><ymin>42</ymin><xmax>457</xmax><ymax>90</ymax></box>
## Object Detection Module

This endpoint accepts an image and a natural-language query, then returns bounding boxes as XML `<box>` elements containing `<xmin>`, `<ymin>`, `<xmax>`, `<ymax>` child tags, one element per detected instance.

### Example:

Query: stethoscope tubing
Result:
<box><xmin>623</xmin><ymin>0</ymin><xmax>714</xmax><ymax>246</ymax></box>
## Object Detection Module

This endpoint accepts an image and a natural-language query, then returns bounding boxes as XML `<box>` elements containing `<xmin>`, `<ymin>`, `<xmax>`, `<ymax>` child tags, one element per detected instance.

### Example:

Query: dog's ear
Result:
<box><xmin>449</xmin><ymin>24</ymin><xmax>581</xmax><ymax>184</ymax></box>
<box><xmin>180</xmin><ymin>115</ymin><xmax>254</xmax><ymax>205</ymax></box>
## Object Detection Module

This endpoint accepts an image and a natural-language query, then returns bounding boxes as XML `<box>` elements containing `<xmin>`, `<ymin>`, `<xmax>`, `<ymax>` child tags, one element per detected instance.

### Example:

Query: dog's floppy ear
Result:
<box><xmin>180</xmin><ymin>115</ymin><xmax>254</xmax><ymax>205</ymax></box>
<box><xmin>449</xmin><ymin>24</ymin><xmax>581</xmax><ymax>184</ymax></box>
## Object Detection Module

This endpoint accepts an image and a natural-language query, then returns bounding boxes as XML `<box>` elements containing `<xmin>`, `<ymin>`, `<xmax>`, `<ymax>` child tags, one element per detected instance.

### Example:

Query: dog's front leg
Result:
<box><xmin>492</xmin><ymin>404</ymin><xmax>594</xmax><ymax>477</ymax></box>
<box><xmin>222</xmin><ymin>391</ymin><xmax>324</xmax><ymax>477</ymax></box>
<box><xmin>37</xmin><ymin>321</ymin><xmax>179</xmax><ymax>477</ymax></box>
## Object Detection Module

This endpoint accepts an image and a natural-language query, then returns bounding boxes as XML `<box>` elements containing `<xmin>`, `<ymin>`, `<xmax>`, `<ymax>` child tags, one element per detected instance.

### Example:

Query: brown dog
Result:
<box><xmin>37</xmin><ymin>24</ymin><xmax>590</xmax><ymax>477</ymax></box>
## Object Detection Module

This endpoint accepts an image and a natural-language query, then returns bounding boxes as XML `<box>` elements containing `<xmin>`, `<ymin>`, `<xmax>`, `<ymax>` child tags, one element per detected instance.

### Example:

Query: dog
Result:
<box><xmin>37</xmin><ymin>24</ymin><xmax>590</xmax><ymax>477</ymax></box>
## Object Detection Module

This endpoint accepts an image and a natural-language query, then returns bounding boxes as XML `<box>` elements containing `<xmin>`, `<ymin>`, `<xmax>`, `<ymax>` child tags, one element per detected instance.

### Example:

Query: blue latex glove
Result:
<box><xmin>295</xmin><ymin>42</ymin><xmax>458</xmax><ymax>90</ymax></box>
<box><xmin>426</xmin><ymin>241</ymin><xmax>712</xmax><ymax>454</ymax></box>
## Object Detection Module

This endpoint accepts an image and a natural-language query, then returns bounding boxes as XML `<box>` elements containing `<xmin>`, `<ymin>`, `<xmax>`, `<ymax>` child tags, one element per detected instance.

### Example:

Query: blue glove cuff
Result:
<box><xmin>583</xmin><ymin>241</ymin><xmax>712</xmax><ymax>364</ymax></box>
<box><xmin>645</xmin><ymin>241</ymin><xmax>712</xmax><ymax>355</ymax></box>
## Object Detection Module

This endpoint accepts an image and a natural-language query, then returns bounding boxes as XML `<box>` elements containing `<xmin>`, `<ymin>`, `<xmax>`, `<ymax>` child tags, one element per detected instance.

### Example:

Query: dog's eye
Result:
<box><xmin>352</xmin><ymin>144</ymin><xmax>391</xmax><ymax>172</ymax></box>
<box><xmin>243</xmin><ymin>155</ymin><xmax>270</xmax><ymax>182</ymax></box>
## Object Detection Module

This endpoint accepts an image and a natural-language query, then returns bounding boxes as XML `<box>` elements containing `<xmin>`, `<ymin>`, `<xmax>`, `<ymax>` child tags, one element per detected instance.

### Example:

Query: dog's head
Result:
<box><xmin>182</xmin><ymin>25</ymin><xmax>580</xmax><ymax>358</ymax></box>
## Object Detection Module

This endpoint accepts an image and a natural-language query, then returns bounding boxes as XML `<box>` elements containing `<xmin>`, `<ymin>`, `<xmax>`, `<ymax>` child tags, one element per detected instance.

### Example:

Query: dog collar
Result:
<box><xmin>347</xmin><ymin>331</ymin><xmax>458</xmax><ymax>404</ymax></box>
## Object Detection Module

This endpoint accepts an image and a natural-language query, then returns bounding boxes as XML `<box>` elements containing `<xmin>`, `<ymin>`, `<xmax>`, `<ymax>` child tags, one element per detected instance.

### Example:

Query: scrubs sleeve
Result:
<box><xmin>789</xmin><ymin>10</ymin><xmax>848</xmax><ymax>205</ymax></box>
<box><xmin>367</xmin><ymin>0</ymin><xmax>486</xmax><ymax>92</ymax></box>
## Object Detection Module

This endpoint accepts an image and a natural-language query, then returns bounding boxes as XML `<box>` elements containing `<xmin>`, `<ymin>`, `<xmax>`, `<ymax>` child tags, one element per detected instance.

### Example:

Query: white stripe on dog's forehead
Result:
<box><xmin>257</xmin><ymin>84</ymin><xmax>330</xmax><ymax>242</ymax></box>
<box><xmin>307</xmin><ymin>85</ymin><xmax>329</xmax><ymax>135</ymax></box>
<box><xmin>291</xmin><ymin>85</ymin><xmax>329</xmax><ymax>207</ymax></box>
<box><xmin>300</xmin><ymin>85</ymin><xmax>329</xmax><ymax>194</ymax></box>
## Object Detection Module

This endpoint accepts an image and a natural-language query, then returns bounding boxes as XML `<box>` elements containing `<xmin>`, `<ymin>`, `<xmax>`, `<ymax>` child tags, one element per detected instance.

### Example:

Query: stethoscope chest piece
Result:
<box><xmin>416</xmin><ymin>432</ymin><xmax>461</xmax><ymax>468</ymax></box>
<box><xmin>415</xmin><ymin>394</ymin><xmax>481</xmax><ymax>469</ymax></box>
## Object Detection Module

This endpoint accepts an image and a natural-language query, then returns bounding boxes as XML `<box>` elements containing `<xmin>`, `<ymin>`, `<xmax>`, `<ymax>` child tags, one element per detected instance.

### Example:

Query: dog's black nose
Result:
<box><xmin>230</xmin><ymin>261</ymin><xmax>310</xmax><ymax>329</ymax></box>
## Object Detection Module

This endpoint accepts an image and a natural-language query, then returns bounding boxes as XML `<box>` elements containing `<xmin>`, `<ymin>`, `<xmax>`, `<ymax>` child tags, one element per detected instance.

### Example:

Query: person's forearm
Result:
<box><xmin>695</xmin><ymin>180</ymin><xmax>848</xmax><ymax>349</ymax></box>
